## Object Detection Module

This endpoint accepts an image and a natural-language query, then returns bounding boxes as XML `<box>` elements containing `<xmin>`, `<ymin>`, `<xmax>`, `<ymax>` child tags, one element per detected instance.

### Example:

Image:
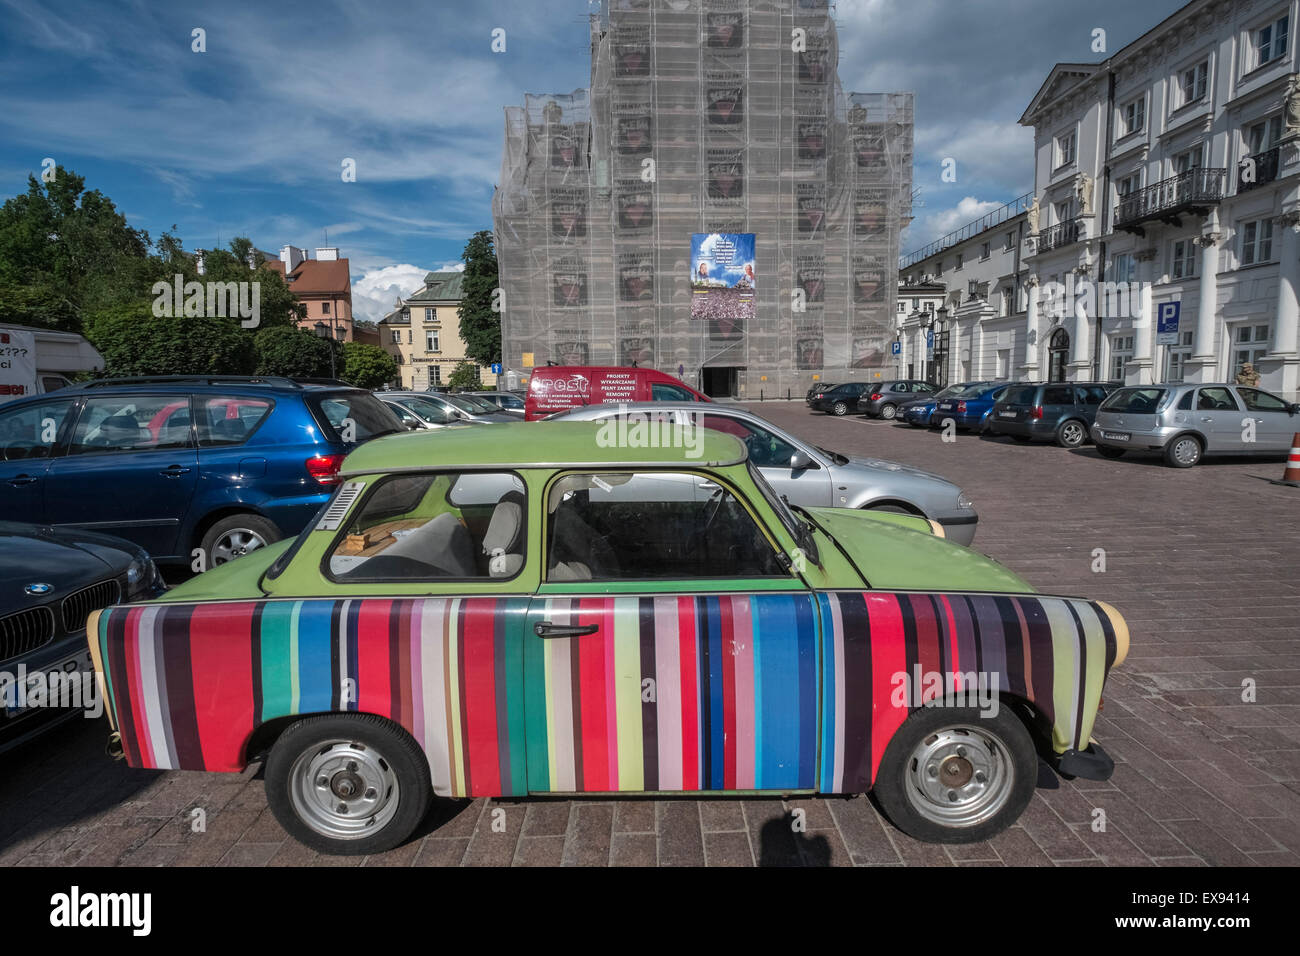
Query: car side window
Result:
<box><xmin>196</xmin><ymin>396</ymin><xmax>272</xmax><ymax>447</ymax></box>
<box><xmin>1043</xmin><ymin>386</ymin><xmax>1073</xmax><ymax>405</ymax></box>
<box><xmin>702</xmin><ymin>415</ymin><xmax>798</xmax><ymax>468</ymax></box>
<box><xmin>326</xmin><ymin>471</ymin><xmax>526</xmax><ymax>581</ymax></box>
<box><xmin>546</xmin><ymin>471</ymin><xmax>785</xmax><ymax>581</ymax></box>
<box><xmin>1238</xmin><ymin>388</ymin><xmax>1287</xmax><ymax>412</ymax></box>
<box><xmin>0</xmin><ymin>400</ymin><xmax>74</xmax><ymax>461</ymax></box>
<box><xmin>67</xmin><ymin>396</ymin><xmax>193</xmax><ymax>455</ymax></box>
<box><xmin>1079</xmin><ymin>386</ymin><xmax>1108</xmax><ymax>405</ymax></box>
<box><xmin>1177</xmin><ymin>391</ymin><xmax>1194</xmax><ymax>410</ymax></box>
<box><xmin>651</xmin><ymin>383</ymin><xmax>695</xmax><ymax>401</ymax></box>
<box><xmin>915</xmin><ymin>383</ymin><xmax>934</xmax><ymax>392</ymax></box>
<box><xmin>1197</xmin><ymin>387</ymin><xmax>1237</xmax><ymax>411</ymax></box>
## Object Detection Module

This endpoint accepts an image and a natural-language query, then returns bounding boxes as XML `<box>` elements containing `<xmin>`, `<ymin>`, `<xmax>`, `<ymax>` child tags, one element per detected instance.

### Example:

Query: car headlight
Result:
<box><xmin>957</xmin><ymin>490</ymin><xmax>974</xmax><ymax>511</ymax></box>
<box><xmin>126</xmin><ymin>551</ymin><xmax>163</xmax><ymax>599</ymax></box>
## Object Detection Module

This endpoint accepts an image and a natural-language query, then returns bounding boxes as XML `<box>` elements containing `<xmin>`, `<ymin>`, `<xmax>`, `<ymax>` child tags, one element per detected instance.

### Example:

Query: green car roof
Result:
<box><xmin>340</xmin><ymin>420</ymin><xmax>748</xmax><ymax>475</ymax></box>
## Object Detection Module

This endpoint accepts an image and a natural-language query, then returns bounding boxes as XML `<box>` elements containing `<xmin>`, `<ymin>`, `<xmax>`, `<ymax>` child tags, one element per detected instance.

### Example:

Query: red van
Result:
<box><xmin>524</xmin><ymin>366</ymin><xmax>710</xmax><ymax>420</ymax></box>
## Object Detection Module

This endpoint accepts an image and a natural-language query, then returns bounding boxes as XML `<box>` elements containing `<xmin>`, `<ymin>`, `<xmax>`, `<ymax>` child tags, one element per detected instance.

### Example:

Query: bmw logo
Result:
<box><xmin>24</xmin><ymin>583</ymin><xmax>53</xmax><ymax>596</ymax></box>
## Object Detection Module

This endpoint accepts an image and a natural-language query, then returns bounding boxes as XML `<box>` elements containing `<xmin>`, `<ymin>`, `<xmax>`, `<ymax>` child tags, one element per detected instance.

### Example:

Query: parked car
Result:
<box><xmin>379</xmin><ymin>398</ymin><xmax>456</xmax><ymax>431</ymax></box>
<box><xmin>88</xmin><ymin>421</ymin><xmax>1127</xmax><ymax>854</ymax></box>
<box><xmin>0</xmin><ymin>376</ymin><xmax>402</xmax><ymax>567</ymax></box>
<box><xmin>524</xmin><ymin>366</ymin><xmax>709</xmax><ymax>420</ymax></box>
<box><xmin>551</xmin><ymin>402</ymin><xmax>979</xmax><ymax>545</ymax></box>
<box><xmin>988</xmin><ymin>382</ymin><xmax>1118</xmax><ymax>447</ymax></box>
<box><xmin>809</xmin><ymin>381</ymin><xmax>873</xmax><ymax>416</ymax></box>
<box><xmin>897</xmin><ymin>382</ymin><xmax>987</xmax><ymax>428</ymax></box>
<box><xmin>471</xmin><ymin>391</ymin><xmax>526</xmax><ymax>415</ymax></box>
<box><xmin>1</xmin><ymin>522</ymin><xmax>164</xmax><ymax>753</ymax></box>
<box><xmin>805</xmin><ymin>382</ymin><xmax>838</xmax><ymax>406</ymax></box>
<box><xmin>1092</xmin><ymin>383</ymin><xmax>1300</xmax><ymax>467</ymax></box>
<box><xmin>931</xmin><ymin>382</ymin><xmax>1016</xmax><ymax>431</ymax></box>
<box><xmin>384</xmin><ymin>391</ymin><xmax>517</xmax><ymax>425</ymax></box>
<box><xmin>857</xmin><ymin>380</ymin><xmax>936</xmax><ymax>419</ymax></box>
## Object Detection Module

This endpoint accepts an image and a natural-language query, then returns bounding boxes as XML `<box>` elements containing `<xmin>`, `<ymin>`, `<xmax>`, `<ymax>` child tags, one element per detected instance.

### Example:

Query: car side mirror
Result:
<box><xmin>790</xmin><ymin>450</ymin><xmax>814</xmax><ymax>470</ymax></box>
<box><xmin>1290</xmin><ymin>404</ymin><xmax>1299</xmax><ymax>416</ymax></box>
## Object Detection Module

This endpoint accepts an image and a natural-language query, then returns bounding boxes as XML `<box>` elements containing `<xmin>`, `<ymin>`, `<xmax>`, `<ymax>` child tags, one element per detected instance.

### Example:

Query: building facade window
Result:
<box><xmin>1117</xmin><ymin>172</ymin><xmax>1142</xmax><ymax>198</ymax></box>
<box><xmin>426</xmin><ymin>331</ymin><xmax>440</xmax><ymax>352</ymax></box>
<box><xmin>1173</xmin><ymin>144</ymin><xmax>1204</xmax><ymax>173</ymax></box>
<box><xmin>1251</xmin><ymin>14</ymin><xmax>1289</xmax><ymax>70</ymax></box>
<box><xmin>322</xmin><ymin>302</ymin><xmax>330</xmax><ymax>314</ymax></box>
<box><xmin>1247</xmin><ymin>115</ymin><xmax>1284</xmax><ymax>154</ymax></box>
<box><xmin>1121</xmin><ymin>96</ymin><xmax>1146</xmax><ymax>136</ymax></box>
<box><xmin>1004</xmin><ymin>230</ymin><xmax>1015</xmax><ymax>251</ymax></box>
<box><xmin>980</xmin><ymin>241</ymin><xmax>990</xmax><ymax>260</ymax></box>
<box><xmin>1109</xmin><ymin>335</ymin><xmax>1134</xmax><ymax>381</ymax></box>
<box><xmin>1055</xmin><ymin>130</ymin><xmax>1076</xmax><ymax>168</ymax></box>
<box><xmin>955</xmin><ymin>252</ymin><xmax>963</xmax><ymax>270</ymax></box>
<box><xmin>425</xmin><ymin>308</ymin><xmax>435</xmax><ymax>322</ymax></box>
<box><xmin>1165</xmin><ymin>330</ymin><xmax>1194</xmax><ymax>381</ymax></box>
<box><xmin>1172</xmin><ymin>238</ymin><xmax>1197</xmax><ymax>279</ymax></box>
<box><xmin>1001</xmin><ymin>287</ymin><xmax>1013</xmax><ymax>316</ymax></box>
<box><xmin>407</xmin><ymin>329</ymin><xmax>412</xmax><ymax>344</ymax></box>
<box><xmin>390</xmin><ymin>329</ymin><xmax>401</xmax><ymax>344</ymax></box>
<box><xmin>430</xmin><ymin>365</ymin><xmax>441</xmax><ymax>385</ymax></box>
<box><xmin>1240</xmin><ymin>218</ymin><xmax>1274</xmax><ymax>265</ymax></box>
<box><xmin>1112</xmin><ymin>252</ymin><xmax>1136</xmax><ymax>284</ymax></box>
<box><xmin>1048</xmin><ymin>327</ymin><xmax>1069</xmax><ymax>382</ymax></box>
<box><xmin>1232</xmin><ymin>322</ymin><xmax>1271</xmax><ymax>369</ymax></box>
<box><xmin>1177</xmin><ymin>61</ymin><xmax>1208</xmax><ymax>107</ymax></box>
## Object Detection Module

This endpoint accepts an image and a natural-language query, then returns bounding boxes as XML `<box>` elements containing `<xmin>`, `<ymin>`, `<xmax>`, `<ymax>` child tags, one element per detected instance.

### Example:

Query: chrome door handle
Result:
<box><xmin>6</xmin><ymin>475</ymin><xmax>36</xmax><ymax>486</ymax></box>
<box><xmin>160</xmin><ymin>465</ymin><xmax>193</xmax><ymax>477</ymax></box>
<box><xmin>534</xmin><ymin>621</ymin><xmax>599</xmax><ymax>639</ymax></box>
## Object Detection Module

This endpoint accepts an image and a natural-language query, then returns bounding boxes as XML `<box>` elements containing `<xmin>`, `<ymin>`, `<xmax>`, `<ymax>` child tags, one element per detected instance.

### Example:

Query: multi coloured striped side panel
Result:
<box><xmin>818</xmin><ymin>591</ymin><xmax>1123</xmax><ymax>794</ymax></box>
<box><xmin>523</xmin><ymin>595</ymin><xmax>820</xmax><ymax>794</ymax></box>
<box><xmin>94</xmin><ymin>598</ymin><xmax>534</xmax><ymax>797</ymax></box>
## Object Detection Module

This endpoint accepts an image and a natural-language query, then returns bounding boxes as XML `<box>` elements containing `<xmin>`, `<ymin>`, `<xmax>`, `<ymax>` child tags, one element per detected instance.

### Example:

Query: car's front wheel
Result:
<box><xmin>1164</xmin><ymin>434</ymin><xmax>1203</xmax><ymax>468</ymax></box>
<box><xmin>200</xmin><ymin>513</ymin><xmax>280</xmax><ymax>568</ymax></box>
<box><xmin>265</xmin><ymin>714</ymin><xmax>432</xmax><ymax>856</ymax></box>
<box><xmin>832</xmin><ymin>400</ymin><xmax>849</xmax><ymax>416</ymax></box>
<box><xmin>872</xmin><ymin>705</ymin><xmax>1037</xmax><ymax>844</ymax></box>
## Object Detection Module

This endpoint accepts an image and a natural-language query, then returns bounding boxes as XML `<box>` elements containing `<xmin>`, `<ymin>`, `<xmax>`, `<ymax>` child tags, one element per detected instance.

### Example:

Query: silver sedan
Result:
<box><xmin>550</xmin><ymin>402</ymin><xmax>979</xmax><ymax>546</ymax></box>
<box><xmin>385</xmin><ymin>391</ymin><xmax>518</xmax><ymax>425</ymax></box>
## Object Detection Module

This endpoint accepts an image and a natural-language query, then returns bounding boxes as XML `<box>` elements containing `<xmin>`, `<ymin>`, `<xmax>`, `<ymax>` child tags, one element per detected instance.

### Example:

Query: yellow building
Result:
<box><xmin>377</xmin><ymin>271</ymin><xmax>497</xmax><ymax>390</ymax></box>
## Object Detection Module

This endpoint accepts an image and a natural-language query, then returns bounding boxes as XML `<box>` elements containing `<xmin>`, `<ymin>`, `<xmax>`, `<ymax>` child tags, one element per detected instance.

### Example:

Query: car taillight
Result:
<box><xmin>869</xmin><ymin>393</ymin><xmax>883</xmax><ymax>401</ymax></box>
<box><xmin>306</xmin><ymin>454</ymin><xmax>345</xmax><ymax>485</ymax></box>
<box><xmin>956</xmin><ymin>401</ymin><xmax>967</xmax><ymax>413</ymax></box>
<box><xmin>1031</xmin><ymin>405</ymin><xmax>1044</xmax><ymax>419</ymax></box>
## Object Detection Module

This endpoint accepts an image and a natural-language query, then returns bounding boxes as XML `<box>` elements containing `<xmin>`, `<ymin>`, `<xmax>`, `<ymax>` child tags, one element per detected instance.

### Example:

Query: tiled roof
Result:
<box><xmin>264</xmin><ymin>257</ymin><xmax>352</xmax><ymax>296</ymax></box>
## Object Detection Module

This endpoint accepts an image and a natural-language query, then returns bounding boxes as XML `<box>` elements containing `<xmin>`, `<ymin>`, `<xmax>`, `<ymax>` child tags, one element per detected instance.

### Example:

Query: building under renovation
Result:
<box><xmin>492</xmin><ymin>0</ymin><xmax>913</xmax><ymax>398</ymax></box>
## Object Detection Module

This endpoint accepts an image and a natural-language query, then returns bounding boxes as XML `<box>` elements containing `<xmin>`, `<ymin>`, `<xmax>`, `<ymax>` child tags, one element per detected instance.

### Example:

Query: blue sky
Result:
<box><xmin>0</xmin><ymin>0</ymin><xmax>1186</xmax><ymax>321</ymax></box>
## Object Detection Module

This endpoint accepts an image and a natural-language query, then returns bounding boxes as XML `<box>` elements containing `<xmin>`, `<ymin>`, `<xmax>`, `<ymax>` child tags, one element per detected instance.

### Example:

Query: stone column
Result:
<box><xmin>1187</xmin><ymin>230</ymin><xmax>1222</xmax><ymax>383</ymax></box>
<box><xmin>1270</xmin><ymin>212</ymin><xmax>1300</xmax><ymax>390</ymax></box>
<box><xmin>1132</xmin><ymin>248</ymin><xmax>1158</xmax><ymax>384</ymax></box>
<box><xmin>1022</xmin><ymin>274</ymin><xmax>1040</xmax><ymax>377</ymax></box>
<box><xmin>1070</xmin><ymin>267</ymin><xmax>1091</xmax><ymax>380</ymax></box>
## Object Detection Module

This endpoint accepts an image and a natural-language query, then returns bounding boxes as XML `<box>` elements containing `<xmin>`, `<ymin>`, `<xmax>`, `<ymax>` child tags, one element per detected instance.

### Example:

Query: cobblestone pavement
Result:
<box><xmin>3</xmin><ymin>400</ymin><xmax>1298</xmax><ymax>866</ymax></box>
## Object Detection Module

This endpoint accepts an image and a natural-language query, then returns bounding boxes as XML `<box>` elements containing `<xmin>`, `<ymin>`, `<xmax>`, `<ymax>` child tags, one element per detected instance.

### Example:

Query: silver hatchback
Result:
<box><xmin>549</xmin><ymin>401</ymin><xmax>979</xmax><ymax>545</ymax></box>
<box><xmin>1091</xmin><ymin>383</ymin><xmax>1300</xmax><ymax>467</ymax></box>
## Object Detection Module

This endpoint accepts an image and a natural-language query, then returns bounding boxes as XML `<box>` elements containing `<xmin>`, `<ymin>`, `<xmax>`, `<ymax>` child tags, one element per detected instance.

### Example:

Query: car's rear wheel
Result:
<box><xmin>1056</xmin><ymin>419</ymin><xmax>1087</xmax><ymax>448</ymax></box>
<box><xmin>265</xmin><ymin>714</ymin><xmax>432</xmax><ymax>856</ymax></box>
<box><xmin>200</xmin><ymin>514</ymin><xmax>281</xmax><ymax>568</ymax></box>
<box><xmin>880</xmin><ymin>404</ymin><xmax>898</xmax><ymax>420</ymax></box>
<box><xmin>1164</xmin><ymin>434</ymin><xmax>1203</xmax><ymax>468</ymax></box>
<box><xmin>832</xmin><ymin>400</ymin><xmax>849</xmax><ymax>416</ymax></box>
<box><xmin>1096</xmin><ymin>445</ymin><xmax>1125</xmax><ymax>459</ymax></box>
<box><xmin>873</xmin><ymin>705</ymin><xmax>1037</xmax><ymax>844</ymax></box>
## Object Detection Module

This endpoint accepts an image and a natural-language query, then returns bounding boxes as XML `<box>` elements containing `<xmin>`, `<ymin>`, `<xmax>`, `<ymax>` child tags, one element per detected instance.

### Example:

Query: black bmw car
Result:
<box><xmin>0</xmin><ymin>523</ymin><xmax>165</xmax><ymax>753</ymax></box>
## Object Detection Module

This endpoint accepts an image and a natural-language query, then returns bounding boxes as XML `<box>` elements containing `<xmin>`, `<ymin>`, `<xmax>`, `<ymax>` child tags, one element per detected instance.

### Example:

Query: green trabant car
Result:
<box><xmin>88</xmin><ymin>422</ymin><xmax>1128</xmax><ymax>855</ymax></box>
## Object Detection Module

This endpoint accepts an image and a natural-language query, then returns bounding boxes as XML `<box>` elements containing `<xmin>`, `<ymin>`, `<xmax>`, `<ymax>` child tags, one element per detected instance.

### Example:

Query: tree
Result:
<box><xmin>447</xmin><ymin>360</ymin><xmax>484</xmax><ymax>391</ymax></box>
<box><xmin>254</xmin><ymin>326</ymin><xmax>336</xmax><ymax>379</ymax></box>
<box><xmin>85</xmin><ymin>304</ymin><xmax>256</xmax><ymax>377</ymax></box>
<box><xmin>341</xmin><ymin>341</ymin><xmax>397</xmax><ymax>389</ymax></box>
<box><xmin>458</xmin><ymin>230</ymin><xmax>500</xmax><ymax>366</ymax></box>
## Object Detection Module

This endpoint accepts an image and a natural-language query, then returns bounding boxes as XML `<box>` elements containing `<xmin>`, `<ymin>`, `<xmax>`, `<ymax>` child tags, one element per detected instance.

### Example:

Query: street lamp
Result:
<box><xmin>314</xmin><ymin>321</ymin><xmax>337</xmax><ymax>379</ymax></box>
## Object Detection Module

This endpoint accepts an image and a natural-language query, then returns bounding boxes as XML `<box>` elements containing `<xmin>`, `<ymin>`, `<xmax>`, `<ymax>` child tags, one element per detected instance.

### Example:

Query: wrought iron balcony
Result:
<box><xmin>1036</xmin><ymin>217</ymin><xmax>1081</xmax><ymax>253</ymax></box>
<box><xmin>1237</xmin><ymin>147</ymin><xmax>1281</xmax><ymax>194</ymax></box>
<box><xmin>1114</xmin><ymin>167</ymin><xmax>1225</xmax><ymax>235</ymax></box>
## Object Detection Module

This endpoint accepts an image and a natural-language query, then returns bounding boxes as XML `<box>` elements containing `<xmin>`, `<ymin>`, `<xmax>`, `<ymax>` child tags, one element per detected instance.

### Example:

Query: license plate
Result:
<box><xmin>2</xmin><ymin>650</ymin><xmax>93</xmax><ymax>717</ymax></box>
<box><xmin>998</xmin><ymin>410</ymin><xmax>1017</xmax><ymax>418</ymax></box>
<box><xmin>1101</xmin><ymin>431</ymin><xmax>1130</xmax><ymax>442</ymax></box>
<box><xmin>938</xmin><ymin>403</ymin><xmax>953</xmax><ymax>411</ymax></box>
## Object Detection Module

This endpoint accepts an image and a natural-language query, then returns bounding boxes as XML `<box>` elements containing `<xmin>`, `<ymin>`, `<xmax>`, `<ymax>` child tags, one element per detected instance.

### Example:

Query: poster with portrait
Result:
<box><xmin>690</xmin><ymin>232</ymin><xmax>755</xmax><ymax>339</ymax></box>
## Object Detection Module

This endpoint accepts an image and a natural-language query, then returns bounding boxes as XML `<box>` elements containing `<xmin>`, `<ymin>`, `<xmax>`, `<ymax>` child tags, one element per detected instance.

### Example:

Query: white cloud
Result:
<box><xmin>352</xmin><ymin>263</ymin><xmax>429</xmax><ymax>324</ymax></box>
<box><xmin>903</xmin><ymin>196</ymin><xmax>1004</xmax><ymax>254</ymax></box>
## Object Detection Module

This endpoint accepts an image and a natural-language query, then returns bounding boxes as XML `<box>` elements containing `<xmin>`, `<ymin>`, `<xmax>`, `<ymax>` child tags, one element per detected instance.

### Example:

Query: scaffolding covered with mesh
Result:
<box><xmin>491</xmin><ymin>0</ymin><xmax>913</xmax><ymax>397</ymax></box>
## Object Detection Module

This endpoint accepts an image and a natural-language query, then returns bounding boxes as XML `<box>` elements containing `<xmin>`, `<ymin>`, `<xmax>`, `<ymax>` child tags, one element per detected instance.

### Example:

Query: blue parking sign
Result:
<box><xmin>891</xmin><ymin>341</ymin><xmax>901</xmax><ymax>355</ymax></box>
<box><xmin>1156</xmin><ymin>302</ymin><xmax>1181</xmax><ymax>345</ymax></box>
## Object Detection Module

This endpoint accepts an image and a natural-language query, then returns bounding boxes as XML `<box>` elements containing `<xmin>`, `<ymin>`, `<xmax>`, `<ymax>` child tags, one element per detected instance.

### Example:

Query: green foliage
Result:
<box><xmin>447</xmin><ymin>360</ymin><xmax>486</xmax><ymax>391</ymax></box>
<box><xmin>458</xmin><ymin>230</ymin><xmax>500</xmax><ymax>366</ymax></box>
<box><xmin>254</xmin><ymin>326</ymin><xmax>337</xmax><ymax>379</ymax></box>
<box><xmin>341</xmin><ymin>341</ymin><xmax>397</xmax><ymax>389</ymax></box>
<box><xmin>85</xmin><ymin>304</ymin><xmax>256</xmax><ymax>377</ymax></box>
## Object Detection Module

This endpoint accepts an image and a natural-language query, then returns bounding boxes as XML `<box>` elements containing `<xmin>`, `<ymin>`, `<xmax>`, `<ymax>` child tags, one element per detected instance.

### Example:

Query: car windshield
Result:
<box><xmin>954</xmin><ymin>384</ymin><xmax>991</xmax><ymax>398</ymax></box>
<box><xmin>457</xmin><ymin>394</ymin><xmax>497</xmax><ymax>412</ymax></box>
<box><xmin>931</xmin><ymin>385</ymin><xmax>963</xmax><ymax>400</ymax></box>
<box><xmin>1101</xmin><ymin>387</ymin><xmax>1167</xmax><ymax>413</ymax></box>
<box><xmin>444</xmin><ymin>395</ymin><xmax>483</xmax><ymax>413</ymax></box>
<box><xmin>309</xmin><ymin>392</ymin><xmax>401</xmax><ymax>442</ymax></box>
<box><xmin>747</xmin><ymin>462</ymin><xmax>818</xmax><ymax>567</ymax></box>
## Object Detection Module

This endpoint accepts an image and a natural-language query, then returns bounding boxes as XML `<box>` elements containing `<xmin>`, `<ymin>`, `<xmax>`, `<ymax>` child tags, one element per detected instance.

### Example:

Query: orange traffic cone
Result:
<box><xmin>1272</xmin><ymin>433</ymin><xmax>1300</xmax><ymax>487</ymax></box>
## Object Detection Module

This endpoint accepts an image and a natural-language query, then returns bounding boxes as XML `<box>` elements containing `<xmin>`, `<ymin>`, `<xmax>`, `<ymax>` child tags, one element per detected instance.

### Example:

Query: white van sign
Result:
<box><xmin>0</xmin><ymin>328</ymin><xmax>37</xmax><ymax>401</ymax></box>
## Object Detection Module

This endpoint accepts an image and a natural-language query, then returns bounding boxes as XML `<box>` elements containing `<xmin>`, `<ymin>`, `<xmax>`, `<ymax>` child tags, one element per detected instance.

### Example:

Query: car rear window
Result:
<box><xmin>1001</xmin><ymin>385</ymin><xmax>1037</xmax><ymax>405</ymax></box>
<box><xmin>197</xmin><ymin>396</ymin><xmax>273</xmax><ymax>446</ymax></box>
<box><xmin>1101</xmin><ymin>387</ymin><xmax>1166</xmax><ymax>413</ymax></box>
<box><xmin>954</xmin><ymin>384</ymin><xmax>990</xmax><ymax>398</ymax></box>
<box><xmin>309</xmin><ymin>391</ymin><xmax>401</xmax><ymax>442</ymax></box>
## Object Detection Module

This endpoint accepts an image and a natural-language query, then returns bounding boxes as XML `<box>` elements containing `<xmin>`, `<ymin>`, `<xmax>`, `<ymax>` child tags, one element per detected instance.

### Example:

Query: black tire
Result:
<box><xmin>199</xmin><ymin>513</ymin><xmax>281</xmax><ymax>568</ymax></box>
<box><xmin>872</xmin><ymin>705</ymin><xmax>1037</xmax><ymax>844</ymax></box>
<box><xmin>1164</xmin><ymin>433</ymin><xmax>1203</xmax><ymax>468</ymax></box>
<box><xmin>880</xmin><ymin>403</ymin><xmax>898</xmax><ymax>420</ymax></box>
<box><xmin>1096</xmin><ymin>445</ymin><xmax>1125</xmax><ymax>459</ymax></box>
<box><xmin>264</xmin><ymin>713</ymin><xmax>433</xmax><ymax>856</ymax></box>
<box><xmin>1055</xmin><ymin>419</ymin><xmax>1087</xmax><ymax>448</ymax></box>
<box><xmin>832</xmin><ymin>400</ymin><xmax>849</xmax><ymax>416</ymax></box>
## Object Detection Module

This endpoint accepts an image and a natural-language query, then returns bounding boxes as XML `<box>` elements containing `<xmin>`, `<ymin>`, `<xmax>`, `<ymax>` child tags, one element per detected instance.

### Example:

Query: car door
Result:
<box><xmin>524</xmin><ymin>469</ymin><xmax>820</xmax><ymax>794</ymax></box>
<box><xmin>697</xmin><ymin>412</ymin><xmax>833</xmax><ymax>508</ymax></box>
<box><xmin>43</xmin><ymin>393</ymin><xmax>200</xmax><ymax>557</ymax></box>
<box><xmin>0</xmin><ymin>397</ymin><xmax>76</xmax><ymax>523</ymax></box>
<box><xmin>1194</xmin><ymin>387</ymin><xmax>1244</xmax><ymax>452</ymax></box>
<box><xmin>1235</xmin><ymin>387</ymin><xmax>1296</xmax><ymax>451</ymax></box>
